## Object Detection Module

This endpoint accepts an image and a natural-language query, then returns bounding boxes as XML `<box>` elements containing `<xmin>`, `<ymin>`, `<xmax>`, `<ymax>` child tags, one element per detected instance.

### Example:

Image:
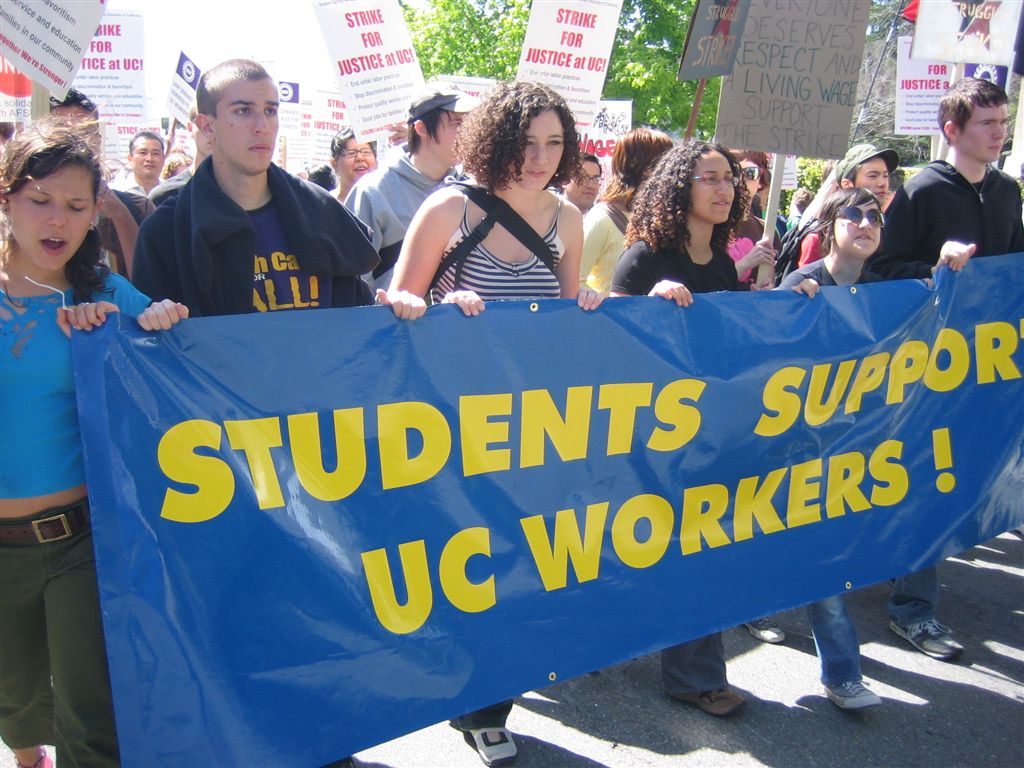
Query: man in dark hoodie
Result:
<box><xmin>868</xmin><ymin>77</ymin><xmax>1023</xmax><ymax>663</ymax></box>
<box><xmin>132</xmin><ymin>59</ymin><xmax>378</xmax><ymax>316</ymax></box>
<box><xmin>871</xmin><ymin>77</ymin><xmax>1023</xmax><ymax>279</ymax></box>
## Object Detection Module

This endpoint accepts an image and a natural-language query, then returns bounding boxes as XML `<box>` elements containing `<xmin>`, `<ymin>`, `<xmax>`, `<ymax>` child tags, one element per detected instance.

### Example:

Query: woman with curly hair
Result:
<box><xmin>579</xmin><ymin>127</ymin><xmax>673</xmax><ymax>292</ymax></box>
<box><xmin>378</xmin><ymin>80</ymin><xmax>604</xmax><ymax>320</ymax></box>
<box><xmin>610</xmin><ymin>140</ymin><xmax>752</xmax><ymax>717</ymax></box>
<box><xmin>0</xmin><ymin>119</ymin><xmax>187</xmax><ymax>768</ymax></box>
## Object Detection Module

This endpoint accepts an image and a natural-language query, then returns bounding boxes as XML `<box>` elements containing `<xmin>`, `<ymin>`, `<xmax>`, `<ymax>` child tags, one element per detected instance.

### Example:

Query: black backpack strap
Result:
<box><xmin>453</xmin><ymin>182</ymin><xmax>557</xmax><ymax>273</ymax></box>
<box><xmin>429</xmin><ymin>187</ymin><xmax>500</xmax><ymax>291</ymax></box>
<box><xmin>430</xmin><ymin>182</ymin><xmax>559</xmax><ymax>292</ymax></box>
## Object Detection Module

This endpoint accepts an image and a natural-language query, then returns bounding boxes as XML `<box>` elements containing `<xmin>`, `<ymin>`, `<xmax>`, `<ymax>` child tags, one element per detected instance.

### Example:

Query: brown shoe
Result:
<box><xmin>671</xmin><ymin>687</ymin><xmax>746</xmax><ymax>716</ymax></box>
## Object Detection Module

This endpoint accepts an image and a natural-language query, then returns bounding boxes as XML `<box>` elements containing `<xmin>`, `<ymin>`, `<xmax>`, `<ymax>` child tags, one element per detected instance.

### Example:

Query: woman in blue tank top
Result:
<box><xmin>0</xmin><ymin>119</ymin><xmax>187</xmax><ymax>768</ymax></box>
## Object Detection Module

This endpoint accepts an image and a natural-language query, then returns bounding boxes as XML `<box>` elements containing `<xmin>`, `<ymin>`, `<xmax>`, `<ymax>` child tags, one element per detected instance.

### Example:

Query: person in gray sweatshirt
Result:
<box><xmin>345</xmin><ymin>85</ymin><xmax>478</xmax><ymax>290</ymax></box>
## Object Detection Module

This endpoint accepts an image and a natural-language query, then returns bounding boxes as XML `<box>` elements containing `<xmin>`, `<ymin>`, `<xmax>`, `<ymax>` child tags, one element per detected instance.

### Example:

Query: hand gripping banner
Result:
<box><xmin>73</xmin><ymin>254</ymin><xmax>1024</xmax><ymax>766</ymax></box>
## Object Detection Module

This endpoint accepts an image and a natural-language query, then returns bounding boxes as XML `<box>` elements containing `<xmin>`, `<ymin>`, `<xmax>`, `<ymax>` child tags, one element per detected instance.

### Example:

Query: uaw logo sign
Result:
<box><xmin>279</xmin><ymin>81</ymin><xmax>300</xmax><ymax>104</ymax></box>
<box><xmin>177</xmin><ymin>53</ymin><xmax>199</xmax><ymax>86</ymax></box>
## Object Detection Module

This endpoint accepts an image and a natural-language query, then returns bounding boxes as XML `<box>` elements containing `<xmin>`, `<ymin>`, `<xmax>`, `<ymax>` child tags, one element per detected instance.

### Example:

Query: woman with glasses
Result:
<box><xmin>609</xmin><ymin>140</ymin><xmax>752</xmax><ymax>716</ymax></box>
<box><xmin>726</xmin><ymin>149</ymin><xmax>780</xmax><ymax>289</ymax></box>
<box><xmin>778</xmin><ymin>187</ymin><xmax>884</xmax><ymax>296</ymax></box>
<box><xmin>329</xmin><ymin>128</ymin><xmax>377</xmax><ymax>202</ymax></box>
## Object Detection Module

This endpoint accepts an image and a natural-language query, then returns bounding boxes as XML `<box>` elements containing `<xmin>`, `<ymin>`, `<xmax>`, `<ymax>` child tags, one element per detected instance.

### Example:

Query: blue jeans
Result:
<box><xmin>661</xmin><ymin>633</ymin><xmax>727</xmax><ymax>696</ymax></box>
<box><xmin>807</xmin><ymin>596</ymin><xmax>862</xmax><ymax>687</ymax></box>
<box><xmin>888</xmin><ymin>566</ymin><xmax>938</xmax><ymax>627</ymax></box>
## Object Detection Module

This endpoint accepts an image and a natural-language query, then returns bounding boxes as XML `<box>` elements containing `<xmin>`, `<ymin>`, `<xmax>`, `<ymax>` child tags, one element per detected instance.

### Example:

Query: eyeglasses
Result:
<box><xmin>581</xmin><ymin>173</ymin><xmax>602</xmax><ymax>184</ymax></box>
<box><xmin>740</xmin><ymin>166</ymin><xmax>762</xmax><ymax>182</ymax></box>
<box><xmin>339</xmin><ymin>148</ymin><xmax>375</xmax><ymax>159</ymax></box>
<box><xmin>838</xmin><ymin>206</ymin><xmax>884</xmax><ymax>228</ymax></box>
<box><xmin>692</xmin><ymin>173</ymin><xmax>742</xmax><ymax>188</ymax></box>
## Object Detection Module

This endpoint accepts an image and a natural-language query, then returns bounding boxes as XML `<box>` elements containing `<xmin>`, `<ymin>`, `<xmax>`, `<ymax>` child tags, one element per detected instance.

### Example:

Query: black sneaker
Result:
<box><xmin>889</xmin><ymin>618</ymin><xmax>964</xmax><ymax>660</ymax></box>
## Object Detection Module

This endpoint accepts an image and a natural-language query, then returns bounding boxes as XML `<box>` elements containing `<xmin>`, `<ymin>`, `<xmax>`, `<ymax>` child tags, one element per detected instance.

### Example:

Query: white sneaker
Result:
<box><xmin>461</xmin><ymin>727</ymin><xmax>517</xmax><ymax>766</ymax></box>
<box><xmin>825</xmin><ymin>680</ymin><xmax>882</xmax><ymax>710</ymax></box>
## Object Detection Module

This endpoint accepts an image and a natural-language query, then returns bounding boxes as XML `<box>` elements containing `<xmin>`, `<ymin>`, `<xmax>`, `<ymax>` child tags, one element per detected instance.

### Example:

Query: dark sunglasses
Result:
<box><xmin>838</xmin><ymin>206</ymin><xmax>884</xmax><ymax>228</ymax></box>
<box><xmin>740</xmin><ymin>166</ymin><xmax>762</xmax><ymax>181</ymax></box>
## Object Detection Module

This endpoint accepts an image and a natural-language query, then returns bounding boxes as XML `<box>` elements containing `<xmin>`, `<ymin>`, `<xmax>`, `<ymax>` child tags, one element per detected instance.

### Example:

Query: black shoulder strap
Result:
<box><xmin>430</xmin><ymin>182</ymin><xmax>558</xmax><ymax>291</ymax></box>
<box><xmin>454</xmin><ymin>182</ymin><xmax>557</xmax><ymax>271</ymax></box>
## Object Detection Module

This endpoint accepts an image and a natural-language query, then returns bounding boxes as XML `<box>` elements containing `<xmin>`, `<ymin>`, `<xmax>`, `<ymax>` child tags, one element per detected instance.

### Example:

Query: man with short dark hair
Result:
<box><xmin>869</xmin><ymin>77</ymin><xmax>1024</xmax><ymax>662</ymax></box>
<box><xmin>871</xmin><ymin>77</ymin><xmax>1023</xmax><ymax>279</ymax></box>
<box><xmin>112</xmin><ymin>130</ymin><xmax>166</xmax><ymax>195</ymax></box>
<box><xmin>562</xmin><ymin>153</ymin><xmax>601</xmax><ymax>214</ymax></box>
<box><xmin>132</xmin><ymin>58</ymin><xmax>378</xmax><ymax>317</ymax></box>
<box><xmin>345</xmin><ymin>84</ymin><xmax>478</xmax><ymax>289</ymax></box>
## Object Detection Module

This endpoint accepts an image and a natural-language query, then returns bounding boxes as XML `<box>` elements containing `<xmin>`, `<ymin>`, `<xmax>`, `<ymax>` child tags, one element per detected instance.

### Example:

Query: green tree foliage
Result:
<box><xmin>403</xmin><ymin>0</ymin><xmax>716</xmax><ymax>136</ymax></box>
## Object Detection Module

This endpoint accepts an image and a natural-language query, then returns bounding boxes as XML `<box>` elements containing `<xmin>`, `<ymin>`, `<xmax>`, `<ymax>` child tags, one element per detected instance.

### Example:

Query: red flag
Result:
<box><xmin>903</xmin><ymin>0</ymin><xmax>920</xmax><ymax>23</ymax></box>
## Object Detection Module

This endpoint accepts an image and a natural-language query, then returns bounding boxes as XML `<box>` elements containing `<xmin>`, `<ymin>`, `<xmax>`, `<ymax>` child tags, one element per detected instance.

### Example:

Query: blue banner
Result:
<box><xmin>73</xmin><ymin>254</ymin><xmax>1024</xmax><ymax>767</ymax></box>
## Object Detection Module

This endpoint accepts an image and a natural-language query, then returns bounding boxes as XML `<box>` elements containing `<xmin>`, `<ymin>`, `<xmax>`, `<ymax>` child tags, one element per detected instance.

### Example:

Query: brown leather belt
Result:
<box><xmin>0</xmin><ymin>500</ymin><xmax>91</xmax><ymax>544</ymax></box>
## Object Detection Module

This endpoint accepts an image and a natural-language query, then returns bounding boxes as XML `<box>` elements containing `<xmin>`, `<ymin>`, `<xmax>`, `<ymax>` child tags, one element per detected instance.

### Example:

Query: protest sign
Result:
<box><xmin>278</xmin><ymin>79</ymin><xmax>302</xmax><ymax>133</ymax></box>
<box><xmin>166</xmin><ymin>51</ymin><xmax>201</xmax><ymax>128</ymax></box>
<box><xmin>70</xmin><ymin>11</ymin><xmax>145</xmax><ymax>121</ymax></box>
<box><xmin>677</xmin><ymin>0</ymin><xmax>751</xmax><ymax>80</ymax></box>
<box><xmin>578</xmin><ymin>99</ymin><xmax>632</xmax><ymax>164</ymax></box>
<box><xmin>277</xmin><ymin>97</ymin><xmax>315</xmax><ymax>174</ymax></box>
<box><xmin>964</xmin><ymin>61</ymin><xmax>1007</xmax><ymax>89</ymax></box>
<box><xmin>0</xmin><ymin>0</ymin><xmax>106</xmax><ymax>98</ymax></box>
<box><xmin>435</xmin><ymin>74</ymin><xmax>497</xmax><ymax>101</ymax></box>
<box><xmin>74</xmin><ymin>254</ymin><xmax>1024</xmax><ymax>767</ymax></box>
<box><xmin>911</xmin><ymin>0</ymin><xmax>1022</xmax><ymax>65</ymax></box>
<box><xmin>0</xmin><ymin>54</ymin><xmax>31</xmax><ymax>121</ymax></box>
<box><xmin>895</xmin><ymin>36</ymin><xmax>950</xmax><ymax>135</ymax></box>
<box><xmin>516</xmin><ymin>0</ymin><xmax>623</xmax><ymax>126</ymax></box>
<box><xmin>716</xmin><ymin>1</ymin><xmax>868</xmax><ymax>158</ymax></box>
<box><xmin>313</xmin><ymin>0</ymin><xmax>424</xmax><ymax>143</ymax></box>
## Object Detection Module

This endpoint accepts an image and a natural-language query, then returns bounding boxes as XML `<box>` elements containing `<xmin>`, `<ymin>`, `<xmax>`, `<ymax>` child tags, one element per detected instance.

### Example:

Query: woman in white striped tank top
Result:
<box><xmin>373</xmin><ymin>81</ymin><xmax>604</xmax><ymax>767</ymax></box>
<box><xmin>377</xmin><ymin>81</ymin><xmax>605</xmax><ymax>320</ymax></box>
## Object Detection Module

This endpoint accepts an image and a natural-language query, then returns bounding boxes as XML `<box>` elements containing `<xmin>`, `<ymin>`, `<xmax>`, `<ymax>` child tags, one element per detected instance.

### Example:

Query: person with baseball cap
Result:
<box><xmin>792</xmin><ymin>143</ymin><xmax>900</xmax><ymax>270</ymax></box>
<box><xmin>345</xmin><ymin>83</ymin><xmax>479</xmax><ymax>290</ymax></box>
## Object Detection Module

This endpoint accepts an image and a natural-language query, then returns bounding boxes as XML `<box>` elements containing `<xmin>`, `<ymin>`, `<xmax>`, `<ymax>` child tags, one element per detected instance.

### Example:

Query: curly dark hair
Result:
<box><xmin>456</xmin><ymin>81</ymin><xmax>580</xmax><ymax>191</ymax></box>
<box><xmin>0</xmin><ymin>117</ymin><xmax>107</xmax><ymax>303</ymax></box>
<box><xmin>816</xmin><ymin>187</ymin><xmax>880</xmax><ymax>255</ymax></box>
<box><xmin>625</xmin><ymin>141</ymin><xmax>746</xmax><ymax>255</ymax></box>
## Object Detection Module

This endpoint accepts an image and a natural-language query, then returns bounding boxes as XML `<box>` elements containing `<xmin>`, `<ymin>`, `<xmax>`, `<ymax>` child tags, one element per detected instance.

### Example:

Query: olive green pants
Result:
<box><xmin>0</xmin><ymin>525</ymin><xmax>120</xmax><ymax>767</ymax></box>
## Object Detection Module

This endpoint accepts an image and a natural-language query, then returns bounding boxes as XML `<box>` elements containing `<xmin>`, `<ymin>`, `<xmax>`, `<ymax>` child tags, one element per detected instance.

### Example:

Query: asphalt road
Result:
<box><xmin>4</xmin><ymin>532</ymin><xmax>1021</xmax><ymax>767</ymax></box>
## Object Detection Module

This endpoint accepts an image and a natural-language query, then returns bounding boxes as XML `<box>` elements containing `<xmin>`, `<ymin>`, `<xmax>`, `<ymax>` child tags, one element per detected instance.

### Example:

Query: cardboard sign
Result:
<box><xmin>715</xmin><ymin>1</ymin><xmax>868</xmax><ymax>158</ymax></box>
<box><xmin>312</xmin><ymin>0</ymin><xmax>424</xmax><ymax>143</ymax></box>
<box><xmin>516</xmin><ymin>0</ymin><xmax>623</xmax><ymax>126</ymax></box>
<box><xmin>166</xmin><ymin>51</ymin><xmax>201</xmax><ymax>127</ymax></box>
<box><xmin>911</xmin><ymin>0</ymin><xmax>1022</xmax><ymax>66</ymax></box>
<box><xmin>0</xmin><ymin>0</ymin><xmax>106</xmax><ymax>98</ymax></box>
<box><xmin>677</xmin><ymin>0</ymin><xmax>751</xmax><ymax>80</ymax></box>
<box><xmin>71</xmin><ymin>11</ymin><xmax>146</xmax><ymax>121</ymax></box>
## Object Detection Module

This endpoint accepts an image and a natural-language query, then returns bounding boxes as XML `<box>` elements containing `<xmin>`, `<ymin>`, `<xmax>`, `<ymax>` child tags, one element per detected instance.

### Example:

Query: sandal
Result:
<box><xmin>459</xmin><ymin>727</ymin><xmax>518</xmax><ymax>766</ymax></box>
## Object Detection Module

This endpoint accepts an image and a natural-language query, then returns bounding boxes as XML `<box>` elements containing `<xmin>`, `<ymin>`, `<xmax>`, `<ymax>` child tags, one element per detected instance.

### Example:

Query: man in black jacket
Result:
<box><xmin>869</xmin><ymin>77</ymin><xmax>1023</xmax><ymax>663</ymax></box>
<box><xmin>871</xmin><ymin>77</ymin><xmax>1024</xmax><ymax>280</ymax></box>
<box><xmin>133</xmin><ymin>59</ymin><xmax>378</xmax><ymax>316</ymax></box>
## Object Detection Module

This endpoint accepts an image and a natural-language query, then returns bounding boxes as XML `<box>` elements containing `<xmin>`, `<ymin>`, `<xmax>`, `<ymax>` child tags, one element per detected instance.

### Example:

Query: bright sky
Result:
<box><xmin>114</xmin><ymin>0</ymin><xmax>339</xmax><ymax>117</ymax></box>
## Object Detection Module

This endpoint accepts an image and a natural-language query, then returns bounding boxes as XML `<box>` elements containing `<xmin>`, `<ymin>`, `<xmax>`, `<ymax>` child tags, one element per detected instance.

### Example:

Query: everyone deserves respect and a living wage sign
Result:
<box><xmin>73</xmin><ymin>254</ymin><xmax>1024</xmax><ymax>767</ymax></box>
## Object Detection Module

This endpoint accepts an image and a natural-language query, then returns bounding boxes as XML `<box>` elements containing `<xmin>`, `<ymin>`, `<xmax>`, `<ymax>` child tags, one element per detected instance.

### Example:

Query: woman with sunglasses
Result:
<box><xmin>727</xmin><ymin>149</ymin><xmax>780</xmax><ymax>289</ymax></box>
<box><xmin>610</xmin><ymin>140</ymin><xmax>751</xmax><ymax>716</ymax></box>
<box><xmin>771</xmin><ymin>186</ymin><xmax>888</xmax><ymax>709</ymax></box>
<box><xmin>778</xmin><ymin>187</ymin><xmax>884</xmax><ymax>297</ymax></box>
